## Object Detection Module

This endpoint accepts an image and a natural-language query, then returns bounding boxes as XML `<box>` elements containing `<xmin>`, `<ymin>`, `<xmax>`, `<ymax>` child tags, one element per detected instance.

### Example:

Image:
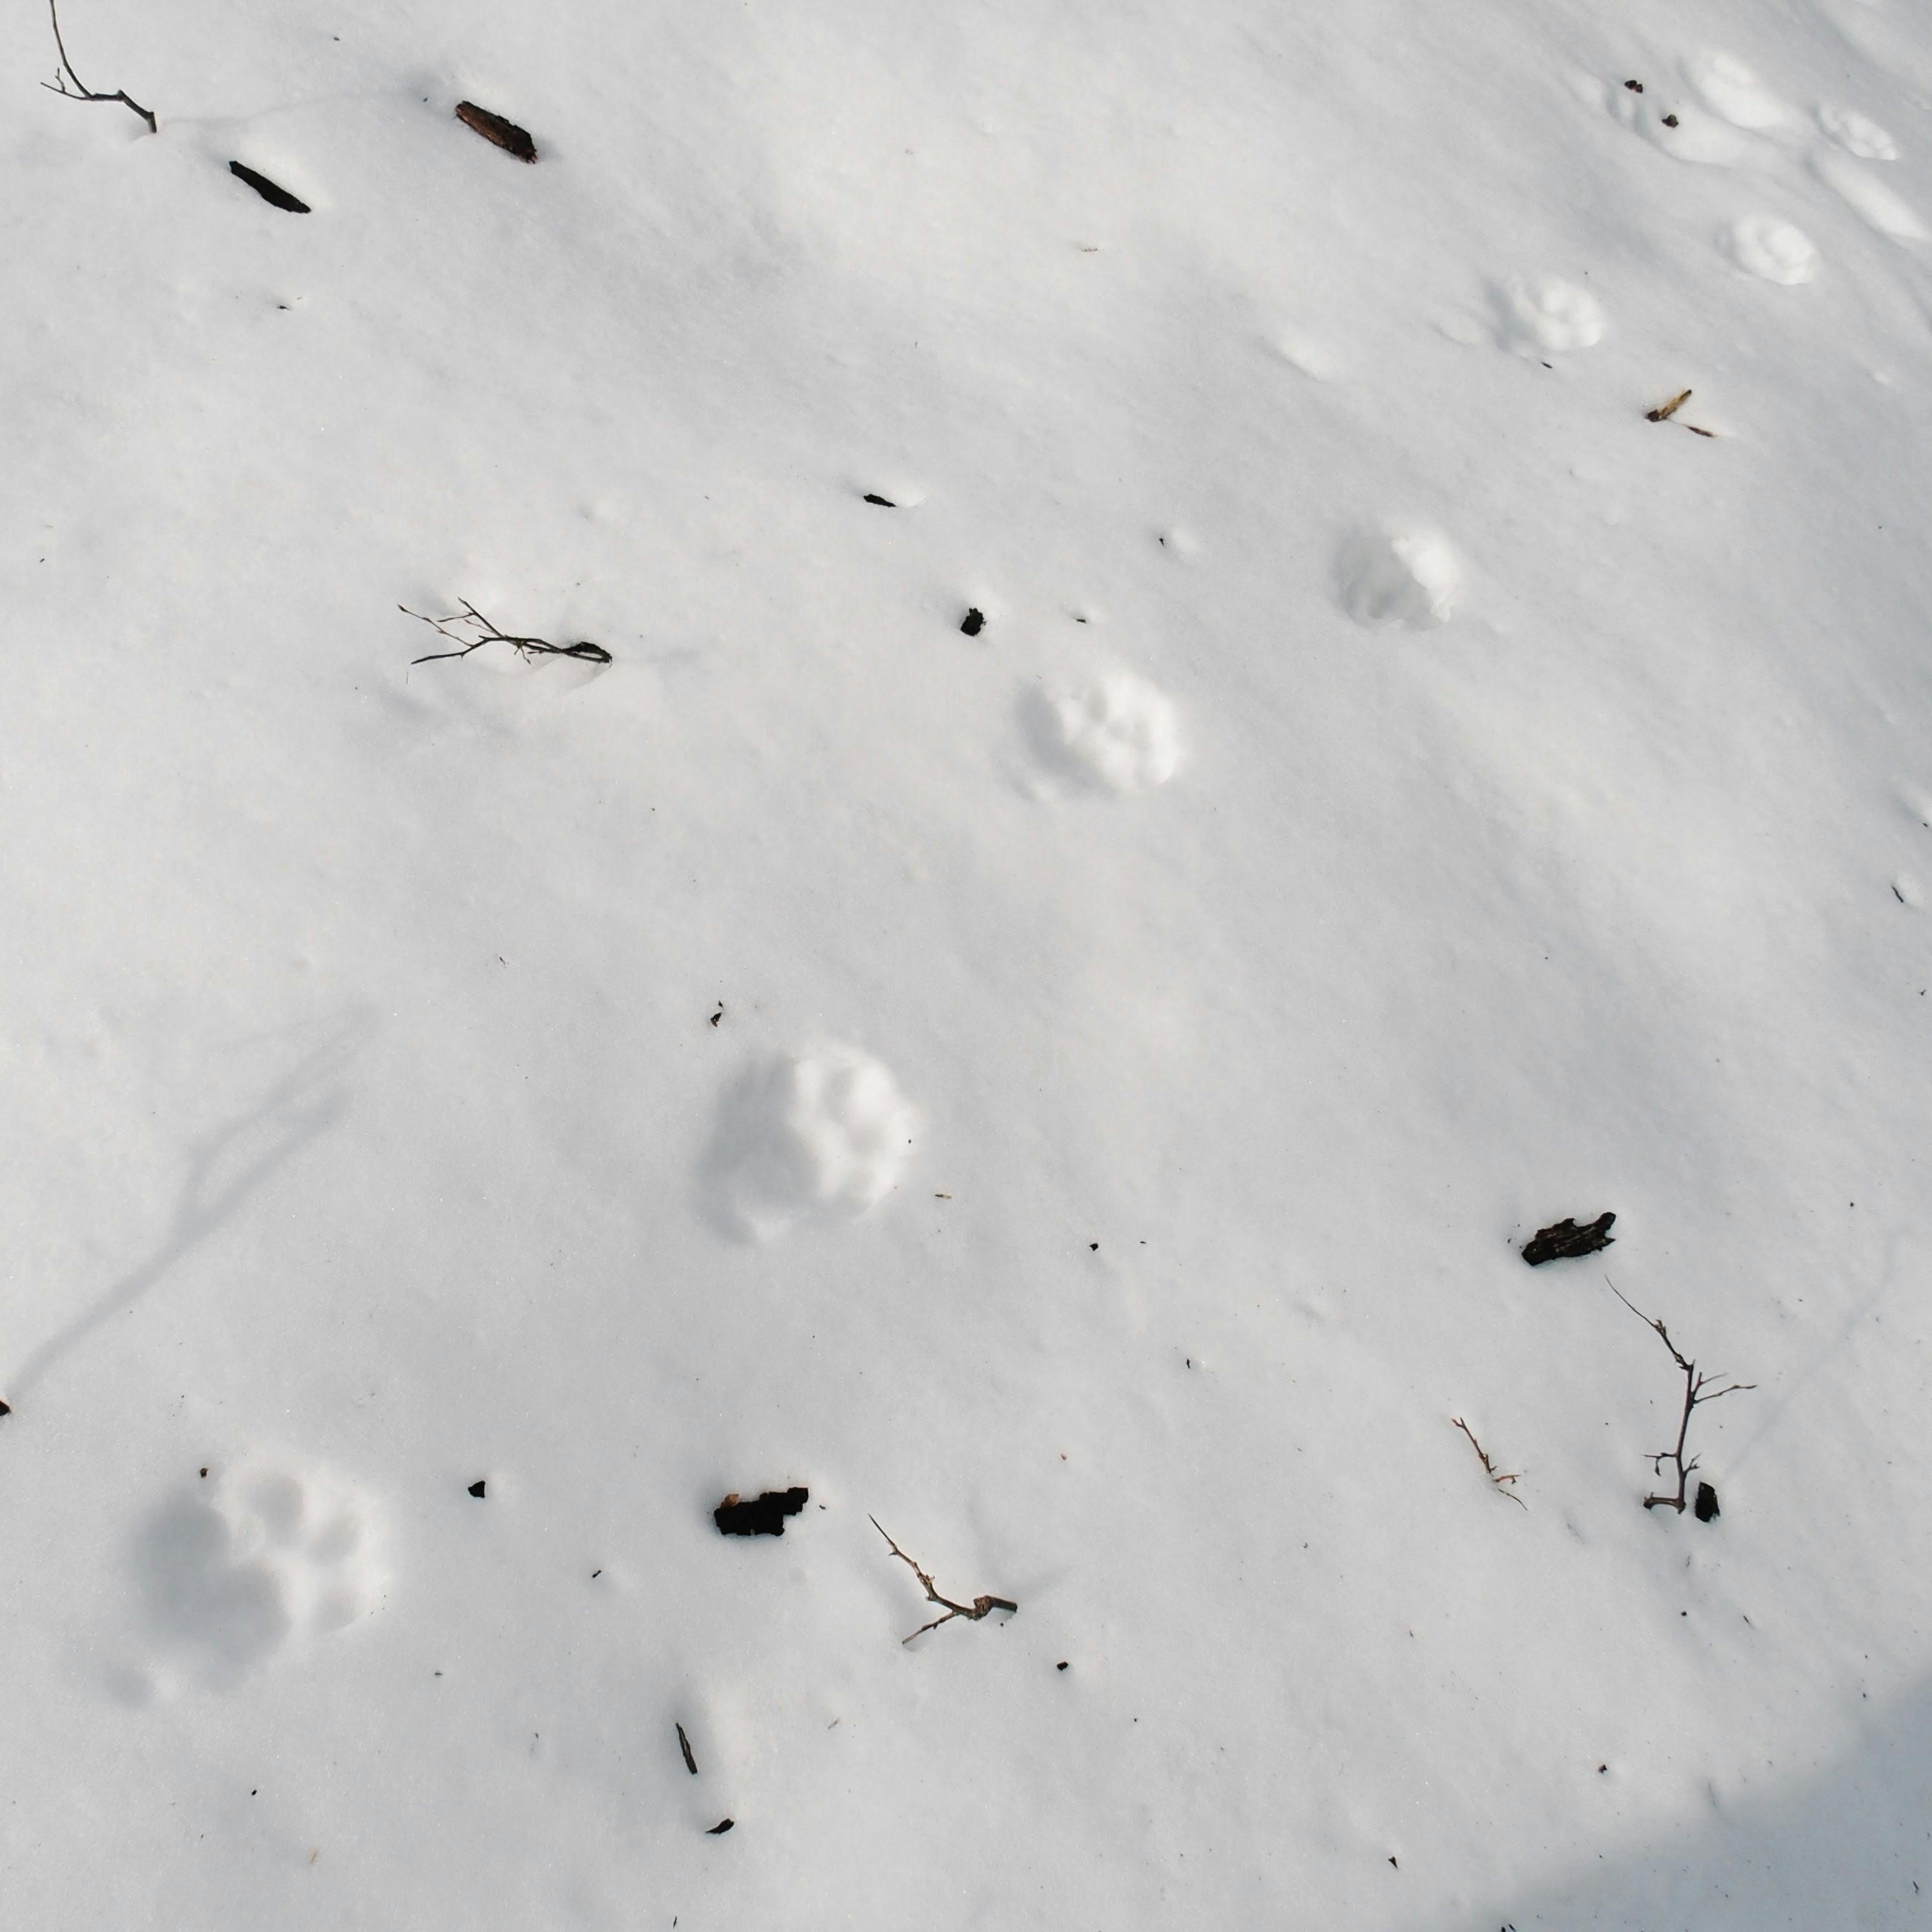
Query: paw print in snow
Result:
<box><xmin>1817</xmin><ymin>104</ymin><xmax>1897</xmax><ymax>162</ymax></box>
<box><xmin>135</xmin><ymin>1459</ymin><xmax>381</xmax><ymax>1684</ymax></box>
<box><xmin>1686</xmin><ymin>53</ymin><xmax>1798</xmax><ymax>134</ymax></box>
<box><xmin>1338</xmin><ymin>526</ymin><xmax>1466</xmax><ymax>630</ymax></box>
<box><xmin>1725</xmin><ymin>216</ymin><xmax>1817</xmax><ymax>284</ymax></box>
<box><xmin>702</xmin><ymin>1044</ymin><xmax>919</xmax><ymax>1240</ymax></box>
<box><xmin>1023</xmin><ymin>668</ymin><xmax>1183</xmax><ymax>795</ymax></box>
<box><xmin>1495</xmin><ymin>277</ymin><xmax>1604</xmax><ymax>354</ymax></box>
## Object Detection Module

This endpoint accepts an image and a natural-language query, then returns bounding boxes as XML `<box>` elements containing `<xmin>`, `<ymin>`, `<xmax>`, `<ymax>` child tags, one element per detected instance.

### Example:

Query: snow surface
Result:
<box><xmin>5</xmin><ymin>0</ymin><xmax>1932</xmax><ymax>1926</ymax></box>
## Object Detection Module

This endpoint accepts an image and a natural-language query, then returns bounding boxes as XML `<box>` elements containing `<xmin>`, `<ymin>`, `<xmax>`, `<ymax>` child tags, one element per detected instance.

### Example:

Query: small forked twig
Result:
<box><xmin>42</xmin><ymin>0</ymin><xmax>156</xmax><ymax>133</ymax></box>
<box><xmin>869</xmin><ymin>1517</ymin><xmax>1017</xmax><ymax>1644</ymax></box>
<box><xmin>399</xmin><ymin>600</ymin><xmax>611</xmax><ymax>668</ymax></box>
<box><xmin>1452</xmin><ymin>1417</ymin><xmax>1526</xmax><ymax>1507</ymax></box>
<box><xmin>1609</xmin><ymin>1280</ymin><xmax>1754</xmax><ymax>1512</ymax></box>
<box><xmin>1644</xmin><ymin>388</ymin><xmax>1719</xmax><ymax>438</ymax></box>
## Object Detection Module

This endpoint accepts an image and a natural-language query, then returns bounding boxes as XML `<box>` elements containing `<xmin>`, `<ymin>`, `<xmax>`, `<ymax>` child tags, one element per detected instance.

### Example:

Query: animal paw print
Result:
<box><xmin>1818</xmin><ymin>104</ymin><xmax>1896</xmax><ymax>163</ymax></box>
<box><xmin>1686</xmin><ymin>52</ymin><xmax>1800</xmax><ymax>135</ymax></box>
<box><xmin>136</xmin><ymin>1458</ymin><xmax>381</xmax><ymax>1683</ymax></box>
<box><xmin>1724</xmin><ymin>215</ymin><xmax>1817</xmax><ymax>284</ymax></box>
<box><xmin>1023</xmin><ymin>667</ymin><xmax>1184</xmax><ymax>795</ymax></box>
<box><xmin>1495</xmin><ymin>277</ymin><xmax>1604</xmax><ymax>354</ymax></box>
<box><xmin>1337</xmin><ymin>526</ymin><xmax>1465</xmax><ymax>630</ymax></box>
<box><xmin>702</xmin><ymin>1044</ymin><xmax>919</xmax><ymax>1240</ymax></box>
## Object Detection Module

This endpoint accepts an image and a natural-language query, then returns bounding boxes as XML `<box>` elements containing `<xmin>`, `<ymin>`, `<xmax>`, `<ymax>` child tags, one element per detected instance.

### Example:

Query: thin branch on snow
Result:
<box><xmin>41</xmin><ymin>0</ymin><xmax>156</xmax><ymax>133</ymax></box>
<box><xmin>1644</xmin><ymin>388</ymin><xmax>1718</xmax><ymax>438</ymax></box>
<box><xmin>869</xmin><ymin>1517</ymin><xmax>1017</xmax><ymax>1644</ymax></box>
<box><xmin>1451</xmin><ymin>1417</ymin><xmax>1526</xmax><ymax>1507</ymax></box>
<box><xmin>399</xmin><ymin>601</ymin><xmax>611</xmax><ymax>668</ymax></box>
<box><xmin>1609</xmin><ymin>1280</ymin><xmax>1754</xmax><ymax>1513</ymax></box>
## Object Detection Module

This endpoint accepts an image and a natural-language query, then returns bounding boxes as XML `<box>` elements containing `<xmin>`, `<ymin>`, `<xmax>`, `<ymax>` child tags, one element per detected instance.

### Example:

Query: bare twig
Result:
<box><xmin>399</xmin><ymin>601</ymin><xmax>611</xmax><ymax>668</ymax></box>
<box><xmin>1451</xmin><ymin>1417</ymin><xmax>1526</xmax><ymax>1507</ymax></box>
<box><xmin>42</xmin><ymin>0</ymin><xmax>156</xmax><ymax>133</ymax></box>
<box><xmin>869</xmin><ymin>1517</ymin><xmax>1017</xmax><ymax>1644</ymax></box>
<box><xmin>1644</xmin><ymin>389</ymin><xmax>1718</xmax><ymax>438</ymax></box>
<box><xmin>1609</xmin><ymin>1280</ymin><xmax>1754</xmax><ymax>1512</ymax></box>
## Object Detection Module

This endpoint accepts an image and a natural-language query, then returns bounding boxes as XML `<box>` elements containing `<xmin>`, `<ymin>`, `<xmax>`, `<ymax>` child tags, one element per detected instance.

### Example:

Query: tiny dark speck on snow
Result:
<box><xmin>706</xmin><ymin>1818</ymin><xmax>734</xmax><ymax>1835</ymax></box>
<box><xmin>863</xmin><ymin>493</ymin><xmax>896</xmax><ymax>507</ymax></box>
<box><xmin>467</xmin><ymin>1480</ymin><xmax>486</xmax><ymax>1498</ymax></box>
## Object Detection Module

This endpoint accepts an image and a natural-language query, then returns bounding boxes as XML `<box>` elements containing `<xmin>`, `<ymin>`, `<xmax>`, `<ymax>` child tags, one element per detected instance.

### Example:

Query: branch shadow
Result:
<box><xmin>5</xmin><ymin>1008</ymin><xmax>375</xmax><ymax>1404</ymax></box>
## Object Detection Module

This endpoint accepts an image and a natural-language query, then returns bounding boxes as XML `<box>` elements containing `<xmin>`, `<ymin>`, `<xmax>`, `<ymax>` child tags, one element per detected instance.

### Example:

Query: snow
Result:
<box><xmin>3</xmin><ymin>0</ymin><xmax>1932</xmax><ymax>1926</ymax></box>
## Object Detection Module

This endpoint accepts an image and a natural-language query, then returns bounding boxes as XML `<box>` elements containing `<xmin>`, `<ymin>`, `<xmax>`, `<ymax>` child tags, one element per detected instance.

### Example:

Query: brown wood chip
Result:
<box><xmin>456</xmin><ymin>101</ymin><xmax>538</xmax><ymax>162</ymax></box>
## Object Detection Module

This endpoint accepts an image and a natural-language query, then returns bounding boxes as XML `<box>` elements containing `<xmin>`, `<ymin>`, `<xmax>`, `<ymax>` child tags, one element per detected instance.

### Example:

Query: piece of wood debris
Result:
<box><xmin>230</xmin><ymin>162</ymin><xmax>309</xmax><ymax>213</ymax></box>
<box><xmin>714</xmin><ymin>1488</ymin><xmax>808</xmax><ymax>1536</ymax></box>
<box><xmin>456</xmin><ymin>101</ymin><xmax>537</xmax><ymax>162</ymax></box>
<box><xmin>1522</xmin><ymin>1213</ymin><xmax>1616</xmax><ymax>1265</ymax></box>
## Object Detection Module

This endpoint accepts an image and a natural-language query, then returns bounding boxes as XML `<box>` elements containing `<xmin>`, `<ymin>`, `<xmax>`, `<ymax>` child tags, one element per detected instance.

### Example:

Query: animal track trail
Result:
<box><xmin>1603</xmin><ymin>46</ymin><xmax>1917</xmax><ymax>246</ymax></box>
<box><xmin>1337</xmin><ymin>527</ymin><xmax>1466</xmax><ymax>630</ymax></box>
<box><xmin>134</xmin><ymin>1458</ymin><xmax>382</xmax><ymax>1686</ymax></box>
<box><xmin>701</xmin><ymin>1044</ymin><xmax>918</xmax><ymax>1241</ymax></box>
<box><xmin>1022</xmin><ymin>667</ymin><xmax>1184</xmax><ymax>796</ymax></box>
